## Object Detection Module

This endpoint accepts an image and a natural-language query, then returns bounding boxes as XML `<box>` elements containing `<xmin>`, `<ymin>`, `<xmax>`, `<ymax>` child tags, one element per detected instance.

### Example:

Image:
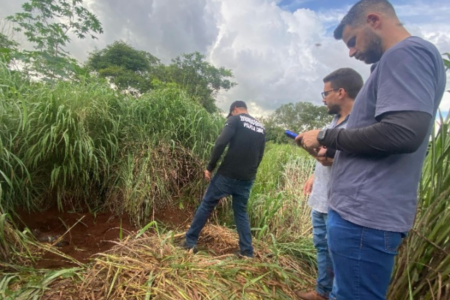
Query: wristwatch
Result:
<box><xmin>317</xmin><ymin>129</ymin><xmax>327</xmax><ymax>144</ymax></box>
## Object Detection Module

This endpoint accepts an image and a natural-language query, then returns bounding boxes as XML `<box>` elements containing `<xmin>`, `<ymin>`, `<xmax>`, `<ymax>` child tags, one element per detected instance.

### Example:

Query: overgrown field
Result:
<box><xmin>0</xmin><ymin>60</ymin><xmax>449</xmax><ymax>299</ymax></box>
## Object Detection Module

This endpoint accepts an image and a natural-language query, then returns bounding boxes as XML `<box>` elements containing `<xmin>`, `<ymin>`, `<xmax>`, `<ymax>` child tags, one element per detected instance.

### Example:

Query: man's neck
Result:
<box><xmin>336</xmin><ymin>103</ymin><xmax>352</xmax><ymax>124</ymax></box>
<box><xmin>235</xmin><ymin>111</ymin><xmax>248</xmax><ymax>115</ymax></box>
<box><xmin>381</xmin><ymin>24</ymin><xmax>411</xmax><ymax>52</ymax></box>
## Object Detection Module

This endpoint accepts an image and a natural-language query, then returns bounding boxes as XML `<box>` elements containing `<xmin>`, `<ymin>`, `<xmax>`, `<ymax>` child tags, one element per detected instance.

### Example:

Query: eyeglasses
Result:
<box><xmin>321</xmin><ymin>89</ymin><xmax>339</xmax><ymax>99</ymax></box>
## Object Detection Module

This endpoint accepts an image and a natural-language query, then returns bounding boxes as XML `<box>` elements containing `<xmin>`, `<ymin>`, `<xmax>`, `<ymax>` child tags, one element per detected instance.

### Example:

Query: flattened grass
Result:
<box><xmin>61</xmin><ymin>226</ymin><xmax>314</xmax><ymax>300</ymax></box>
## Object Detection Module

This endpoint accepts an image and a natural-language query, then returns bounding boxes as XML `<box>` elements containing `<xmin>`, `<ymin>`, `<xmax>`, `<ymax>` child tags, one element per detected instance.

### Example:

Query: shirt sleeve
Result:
<box><xmin>321</xmin><ymin>111</ymin><xmax>432</xmax><ymax>156</ymax></box>
<box><xmin>375</xmin><ymin>46</ymin><xmax>437</xmax><ymax>117</ymax></box>
<box><xmin>206</xmin><ymin>117</ymin><xmax>238</xmax><ymax>172</ymax></box>
<box><xmin>326</xmin><ymin>148</ymin><xmax>336</xmax><ymax>158</ymax></box>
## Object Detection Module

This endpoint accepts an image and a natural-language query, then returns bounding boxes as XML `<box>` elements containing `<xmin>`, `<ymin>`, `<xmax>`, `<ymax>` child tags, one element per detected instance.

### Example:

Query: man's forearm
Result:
<box><xmin>206</xmin><ymin>126</ymin><xmax>235</xmax><ymax>171</ymax></box>
<box><xmin>206</xmin><ymin>143</ymin><xmax>227</xmax><ymax>172</ymax></box>
<box><xmin>321</xmin><ymin>111</ymin><xmax>432</xmax><ymax>156</ymax></box>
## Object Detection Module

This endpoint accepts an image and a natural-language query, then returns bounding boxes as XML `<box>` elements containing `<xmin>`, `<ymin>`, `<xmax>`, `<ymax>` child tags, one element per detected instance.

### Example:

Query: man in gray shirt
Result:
<box><xmin>297</xmin><ymin>1</ymin><xmax>446</xmax><ymax>299</ymax></box>
<box><xmin>297</xmin><ymin>68</ymin><xmax>363</xmax><ymax>300</ymax></box>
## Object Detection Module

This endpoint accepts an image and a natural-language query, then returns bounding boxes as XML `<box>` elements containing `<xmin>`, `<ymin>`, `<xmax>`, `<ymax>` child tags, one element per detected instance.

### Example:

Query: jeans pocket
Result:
<box><xmin>384</xmin><ymin>231</ymin><xmax>403</xmax><ymax>254</ymax></box>
<box><xmin>213</xmin><ymin>174</ymin><xmax>232</xmax><ymax>194</ymax></box>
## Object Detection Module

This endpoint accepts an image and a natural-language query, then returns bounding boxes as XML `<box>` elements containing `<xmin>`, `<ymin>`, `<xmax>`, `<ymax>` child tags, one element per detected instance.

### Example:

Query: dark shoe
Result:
<box><xmin>233</xmin><ymin>250</ymin><xmax>252</xmax><ymax>258</ymax></box>
<box><xmin>179</xmin><ymin>241</ymin><xmax>198</xmax><ymax>254</ymax></box>
<box><xmin>295</xmin><ymin>290</ymin><xmax>328</xmax><ymax>300</ymax></box>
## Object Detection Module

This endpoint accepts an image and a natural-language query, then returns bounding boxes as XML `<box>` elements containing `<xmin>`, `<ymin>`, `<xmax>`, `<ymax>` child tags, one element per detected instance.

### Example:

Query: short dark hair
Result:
<box><xmin>334</xmin><ymin>0</ymin><xmax>397</xmax><ymax>40</ymax></box>
<box><xmin>323</xmin><ymin>68</ymin><xmax>364</xmax><ymax>100</ymax></box>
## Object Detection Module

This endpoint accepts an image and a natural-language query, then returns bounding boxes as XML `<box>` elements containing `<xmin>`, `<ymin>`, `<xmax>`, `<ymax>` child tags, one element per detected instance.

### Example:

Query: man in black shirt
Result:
<box><xmin>184</xmin><ymin>101</ymin><xmax>266</xmax><ymax>257</ymax></box>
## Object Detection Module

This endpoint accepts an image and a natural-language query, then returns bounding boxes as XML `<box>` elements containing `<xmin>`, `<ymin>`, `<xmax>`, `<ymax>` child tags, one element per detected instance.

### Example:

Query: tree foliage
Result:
<box><xmin>6</xmin><ymin>0</ymin><xmax>103</xmax><ymax>79</ymax></box>
<box><xmin>0</xmin><ymin>33</ymin><xmax>19</xmax><ymax>64</ymax></box>
<box><xmin>165</xmin><ymin>52</ymin><xmax>237</xmax><ymax>113</ymax></box>
<box><xmin>0</xmin><ymin>33</ymin><xmax>18</xmax><ymax>50</ymax></box>
<box><xmin>260</xmin><ymin>116</ymin><xmax>289</xmax><ymax>144</ymax></box>
<box><xmin>263</xmin><ymin>102</ymin><xmax>332</xmax><ymax>143</ymax></box>
<box><xmin>88</xmin><ymin>41</ymin><xmax>159</xmax><ymax>72</ymax></box>
<box><xmin>87</xmin><ymin>41</ymin><xmax>161</xmax><ymax>93</ymax></box>
<box><xmin>87</xmin><ymin>44</ymin><xmax>236</xmax><ymax>112</ymax></box>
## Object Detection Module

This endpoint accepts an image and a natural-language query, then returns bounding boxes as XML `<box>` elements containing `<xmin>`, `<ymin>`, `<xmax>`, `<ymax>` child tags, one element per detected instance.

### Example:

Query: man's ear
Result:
<box><xmin>338</xmin><ymin>88</ymin><xmax>346</xmax><ymax>99</ymax></box>
<box><xmin>367</xmin><ymin>13</ymin><xmax>381</xmax><ymax>29</ymax></box>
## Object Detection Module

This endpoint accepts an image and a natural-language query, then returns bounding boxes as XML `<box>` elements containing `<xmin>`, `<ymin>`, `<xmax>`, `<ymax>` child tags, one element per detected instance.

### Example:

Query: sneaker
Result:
<box><xmin>295</xmin><ymin>290</ymin><xmax>328</xmax><ymax>300</ymax></box>
<box><xmin>179</xmin><ymin>241</ymin><xmax>198</xmax><ymax>254</ymax></box>
<box><xmin>233</xmin><ymin>250</ymin><xmax>252</xmax><ymax>258</ymax></box>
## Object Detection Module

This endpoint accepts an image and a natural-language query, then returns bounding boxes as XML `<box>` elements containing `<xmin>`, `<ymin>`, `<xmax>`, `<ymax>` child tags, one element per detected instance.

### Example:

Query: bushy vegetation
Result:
<box><xmin>0</xmin><ymin>61</ymin><xmax>223</xmax><ymax>217</ymax></box>
<box><xmin>86</xmin><ymin>43</ymin><xmax>236</xmax><ymax>113</ymax></box>
<box><xmin>262</xmin><ymin>102</ymin><xmax>332</xmax><ymax>144</ymax></box>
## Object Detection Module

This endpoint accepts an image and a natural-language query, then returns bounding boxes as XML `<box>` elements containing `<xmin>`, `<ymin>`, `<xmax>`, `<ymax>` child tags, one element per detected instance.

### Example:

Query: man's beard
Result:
<box><xmin>361</xmin><ymin>30</ymin><xmax>383</xmax><ymax>64</ymax></box>
<box><xmin>328</xmin><ymin>104</ymin><xmax>341</xmax><ymax>115</ymax></box>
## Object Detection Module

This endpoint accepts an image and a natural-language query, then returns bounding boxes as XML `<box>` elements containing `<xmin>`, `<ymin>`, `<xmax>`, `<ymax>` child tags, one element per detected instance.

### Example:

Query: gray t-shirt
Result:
<box><xmin>308</xmin><ymin>115</ymin><xmax>349</xmax><ymax>213</ymax></box>
<box><xmin>328</xmin><ymin>36</ymin><xmax>446</xmax><ymax>232</ymax></box>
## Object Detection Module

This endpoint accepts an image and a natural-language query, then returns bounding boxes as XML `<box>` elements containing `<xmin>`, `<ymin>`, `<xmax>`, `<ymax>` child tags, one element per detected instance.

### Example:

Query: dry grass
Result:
<box><xmin>0</xmin><ymin>208</ymin><xmax>38</xmax><ymax>268</ymax></box>
<box><xmin>38</xmin><ymin>224</ymin><xmax>314</xmax><ymax>300</ymax></box>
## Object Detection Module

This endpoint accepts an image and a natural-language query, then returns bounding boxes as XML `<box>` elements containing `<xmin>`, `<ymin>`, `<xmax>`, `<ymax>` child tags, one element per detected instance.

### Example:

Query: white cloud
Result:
<box><xmin>210</xmin><ymin>1</ymin><xmax>331</xmax><ymax>114</ymax></box>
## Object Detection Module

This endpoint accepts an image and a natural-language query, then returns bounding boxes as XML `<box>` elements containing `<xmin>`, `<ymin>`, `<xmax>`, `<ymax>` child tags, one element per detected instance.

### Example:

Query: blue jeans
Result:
<box><xmin>185</xmin><ymin>174</ymin><xmax>254</xmax><ymax>256</ymax></box>
<box><xmin>327</xmin><ymin>209</ymin><xmax>405</xmax><ymax>300</ymax></box>
<box><xmin>311</xmin><ymin>210</ymin><xmax>334</xmax><ymax>298</ymax></box>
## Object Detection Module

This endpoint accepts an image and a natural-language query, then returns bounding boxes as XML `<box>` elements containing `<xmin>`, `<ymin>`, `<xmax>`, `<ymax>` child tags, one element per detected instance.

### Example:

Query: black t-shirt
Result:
<box><xmin>207</xmin><ymin>113</ymin><xmax>266</xmax><ymax>181</ymax></box>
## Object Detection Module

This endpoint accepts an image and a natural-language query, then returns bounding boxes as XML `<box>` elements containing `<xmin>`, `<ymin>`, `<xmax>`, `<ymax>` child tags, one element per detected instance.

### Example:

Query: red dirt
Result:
<box><xmin>16</xmin><ymin>205</ymin><xmax>194</xmax><ymax>269</ymax></box>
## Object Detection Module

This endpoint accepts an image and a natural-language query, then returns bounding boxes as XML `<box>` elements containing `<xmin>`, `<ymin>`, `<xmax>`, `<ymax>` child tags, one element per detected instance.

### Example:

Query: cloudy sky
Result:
<box><xmin>1</xmin><ymin>0</ymin><xmax>449</xmax><ymax>117</ymax></box>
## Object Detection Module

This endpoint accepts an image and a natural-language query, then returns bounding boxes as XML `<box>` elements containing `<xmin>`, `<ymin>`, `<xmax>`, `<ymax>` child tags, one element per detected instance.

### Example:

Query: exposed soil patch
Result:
<box><xmin>153</xmin><ymin>204</ymin><xmax>194</xmax><ymax>230</ymax></box>
<box><xmin>15</xmin><ymin>205</ymin><xmax>194</xmax><ymax>269</ymax></box>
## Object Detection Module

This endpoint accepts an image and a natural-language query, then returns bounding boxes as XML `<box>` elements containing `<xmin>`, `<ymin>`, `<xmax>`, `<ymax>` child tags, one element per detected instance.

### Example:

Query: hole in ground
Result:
<box><xmin>15</xmin><ymin>205</ymin><xmax>194</xmax><ymax>269</ymax></box>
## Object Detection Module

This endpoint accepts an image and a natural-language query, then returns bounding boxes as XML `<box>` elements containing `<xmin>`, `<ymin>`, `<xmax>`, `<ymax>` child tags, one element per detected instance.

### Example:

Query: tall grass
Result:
<box><xmin>0</xmin><ymin>62</ymin><xmax>223</xmax><ymax>225</ymax></box>
<box><xmin>246</xmin><ymin>143</ymin><xmax>317</xmax><ymax>263</ymax></box>
<box><xmin>105</xmin><ymin>86</ymin><xmax>223</xmax><ymax>223</ymax></box>
<box><xmin>212</xmin><ymin>143</ymin><xmax>314</xmax><ymax>241</ymax></box>
<box><xmin>389</xmin><ymin>114</ymin><xmax>450</xmax><ymax>300</ymax></box>
<box><xmin>249</xmin><ymin>144</ymin><xmax>315</xmax><ymax>241</ymax></box>
<box><xmin>19</xmin><ymin>79</ymin><xmax>121</xmax><ymax>211</ymax></box>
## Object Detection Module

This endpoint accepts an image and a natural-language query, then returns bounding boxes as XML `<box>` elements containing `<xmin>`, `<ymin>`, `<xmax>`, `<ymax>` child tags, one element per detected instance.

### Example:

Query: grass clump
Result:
<box><xmin>0</xmin><ymin>61</ymin><xmax>223</xmax><ymax>224</ymax></box>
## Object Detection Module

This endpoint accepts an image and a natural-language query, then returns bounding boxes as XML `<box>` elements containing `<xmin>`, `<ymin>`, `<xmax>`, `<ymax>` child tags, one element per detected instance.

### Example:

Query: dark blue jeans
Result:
<box><xmin>312</xmin><ymin>210</ymin><xmax>334</xmax><ymax>298</ymax></box>
<box><xmin>185</xmin><ymin>174</ymin><xmax>254</xmax><ymax>256</ymax></box>
<box><xmin>327</xmin><ymin>209</ymin><xmax>405</xmax><ymax>300</ymax></box>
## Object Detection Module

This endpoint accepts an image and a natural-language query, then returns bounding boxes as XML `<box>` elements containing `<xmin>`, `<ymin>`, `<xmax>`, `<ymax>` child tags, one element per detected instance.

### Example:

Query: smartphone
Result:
<box><xmin>285</xmin><ymin>130</ymin><xmax>298</xmax><ymax>139</ymax></box>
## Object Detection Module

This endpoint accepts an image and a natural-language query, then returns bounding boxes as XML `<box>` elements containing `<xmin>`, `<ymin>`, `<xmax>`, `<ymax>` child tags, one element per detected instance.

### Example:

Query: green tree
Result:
<box><xmin>165</xmin><ymin>52</ymin><xmax>237</xmax><ymax>113</ymax></box>
<box><xmin>0</xmin><ymin>33</ymin><xmax>18</xmax><ymax>50</ymax></box>
<box><xmin>0</xmin><ymin>33</ymin><xmax>19</xmax><ymax>64</ymax></box>
<box><xmin>7</xmin><ymin>0</ymin><xmax>103</xmax><ymax>79</ymax></box>
<box><xmin>0</xmin><ymin>20</ymin><xmax>20</xmax><ymax>64</ymax></box>
<box><xmin>260</xmin><ymin>116</ymin><xmax>288</xmax><ymax>144</ymax></box>
<box><xmin>265</xmin><ymin>102</ymin><xmax>332</xmax><ymax>142</ymax></box>
<box><xmin>87</xmin><ymin>41</ymin><xmax>161</xmax><ymax>93</ymax></box>
<box><xmin>88</xmin><ymin>46</ymin><xmax>237</xmax><ymax>112</ymax></box>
